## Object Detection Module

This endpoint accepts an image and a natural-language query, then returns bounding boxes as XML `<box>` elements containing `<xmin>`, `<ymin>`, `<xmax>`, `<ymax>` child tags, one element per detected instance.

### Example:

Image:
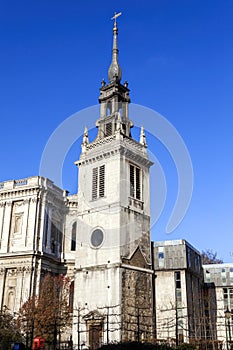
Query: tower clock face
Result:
<box><xmin>90</xmin><ymin>228</ymin><xmax>104</xmax><ymax>248</ymax></box>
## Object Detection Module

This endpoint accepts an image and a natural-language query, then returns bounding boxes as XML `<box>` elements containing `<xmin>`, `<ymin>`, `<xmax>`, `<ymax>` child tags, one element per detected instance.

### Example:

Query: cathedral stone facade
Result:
<box><xmin>0</xmin><ymin>177</ymin><xmax>70</xmax><ymax>311</ymax></box>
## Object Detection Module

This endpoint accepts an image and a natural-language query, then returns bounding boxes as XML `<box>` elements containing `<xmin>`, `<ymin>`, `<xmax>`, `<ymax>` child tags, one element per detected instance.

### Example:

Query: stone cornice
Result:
<box><xmin>74</xmin><ymin>262</ymin><xmax>153</xmax><ymax>275</ymax></box>
<box><xmin>120</xmin><ymin>263</ymin><xmax>153</xmax><ymax>274</ymax></box>
<box><xmin>0</xmin><ymin>187</ymin><xmax>40</xmax><ymax>200</ymax></box>
<box><xmin>76</xmin><ymin>138</ymin><xmax>152</xmax><ymax>168</ymax></box>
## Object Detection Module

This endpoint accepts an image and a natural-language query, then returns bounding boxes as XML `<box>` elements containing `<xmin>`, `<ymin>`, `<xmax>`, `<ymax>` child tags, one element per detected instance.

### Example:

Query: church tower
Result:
<box><xmin>73</xmin><ymin>14</ymin><xmax>154</xmax><ymax>349</ymax></box>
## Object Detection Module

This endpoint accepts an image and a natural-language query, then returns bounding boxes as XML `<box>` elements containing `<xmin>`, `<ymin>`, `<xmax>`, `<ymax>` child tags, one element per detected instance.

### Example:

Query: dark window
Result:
<box><xmin>130</xmin><ymin>164</ymin><xmax>141</xmax><ymax>200</ymax></box>
<box><xmin>105</xmin><ymin>123</ymin><xmax>112</xmax><ymax>136</ymax></box>
<box><xmin>92</xmin><ymin>167</ymin><xmax>98</xmax><ymax>200</ymax></box>
<box><xmin>230</xmin><ymin>268</ymin><xmax>233</xmax><ymax>285</ymax></box>
<box><xmin>136</xmin><ymin>167</ymin><xmax>141</xmax><ymax>199</ymax></box>
<box><xmin>130</xmin><ymin>165</ymin><xmax>134</xmax><ymax>197</ymax></box>
<box><xmin>69</xmin><ymin>281</ymin><xmax>74</xmax><ymax>311</ymax></box>
<box><xmin>99</xmin><ymin>165</ymin><xmax>105</xmax><ymax>197</ymax></box>
<box><xmin>158</xmin><ymin>252</ymin><xmax>164</xmax><ymax>259</ymax></box>
<box><xmin>71</xmin><ymin>222</ymin><xmax>76</xmax><ymax>251</ymax></box>
<box><xmin>175</xmin><ymin>271</ymin><xmax>181</xmax><ymax>289</ymax></box>
<box><xmin>92</xmin><ymin>165</ymin><xmax>105</xmax><ymax>200</ymax></box>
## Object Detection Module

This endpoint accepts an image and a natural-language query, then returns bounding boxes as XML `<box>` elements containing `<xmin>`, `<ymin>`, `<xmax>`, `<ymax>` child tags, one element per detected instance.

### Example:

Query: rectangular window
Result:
<box><xmin>92</xmin><ymin>167</ymin><xmax>98</xmax><ymax>200</ymax></box>
<box><xmin>175</xmin><ymin>271</ymin><xmax>181</xmax><ymax>289</ymax></box>
<box><xmin>92</xmin><ymin>165</ymin><xmax>105</xmax><ymax>200</ymax></box>
<box><xmin>99</xmin><ymin>165</ymin><xmax>105</xmax><ymax>198</ymax></box>
<box><xmin>230</xmin><ymin>289</ymin><xmax>233</xmax><ymax>309</ymax></box>
<box><xmin>69</xmin><ymin>281</ymin><xmax>74</xmax><ymax>312</ymax></box>
<box><xmin>158</xmin><ymin>247</ymin><xmax>165</xmax><ymax>268</ymax></box>
<box><xmin>105</xmin><ymin>122</ymin><xmax>112</xmax><ymax>136</ymax></box>
<box><xmin>230</xmin><ymin>268</ymin><xmax>233</xmax><ymax>285</ymax></box>
<box><xmin>221</xmin><ymin>268</ymin><xmax>226</xmax><ymax>285</ymax></box>
<box><xmin>136</xmin><ymin>167</ymin><xmax>140</xmax><ymax>199</ymax></box>
<box><xmin>129</xmin><ymin>164</ymin><xmax>142</xmax><ymax>200</ymax></box>
<box><xmin>175</xmin><ymin>270</ymin><xmax>183</xmax><ymax>338</ymax></box>
<box><xmin>223</xmin><ymin>288</ymin><xmax>228</xmax><ymax>308</ymax></box>
<box><xmin>71</xmin><ymin>222</ymin><xmax>77</xmax><ymax>251</ymax></box>
<box><xmin>223</xmin><ymin>288</ymin><xmax>233</xmax><ymax>309</ymax></box>
<box><xmin>130</xmin><ymin>165</ymin><xmax>135</xmax><ymax>197</ymax></box>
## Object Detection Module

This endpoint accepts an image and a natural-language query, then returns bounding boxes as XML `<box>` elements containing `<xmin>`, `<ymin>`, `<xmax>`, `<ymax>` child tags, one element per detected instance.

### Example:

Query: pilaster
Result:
<box><xmin>26</xmin><ymin>197</ymin><xmax>38</xmax><ymax>249</ymax></box>
<box><xmin>0</xmin><ymin>202</ymin><xmax>6</xmax><ymax>250</ymax></box>
<box><xmin>2</xmin><ymin>201</ymin><xmax>12</xmax><ymax>252</ymax></box>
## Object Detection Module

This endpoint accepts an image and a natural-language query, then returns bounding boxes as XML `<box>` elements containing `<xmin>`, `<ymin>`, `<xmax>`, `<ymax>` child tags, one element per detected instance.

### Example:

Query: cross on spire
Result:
<box><xmin>111</xmin><ymin>12</ymin><xmax>122</xmax><ymax>28</ymax></box>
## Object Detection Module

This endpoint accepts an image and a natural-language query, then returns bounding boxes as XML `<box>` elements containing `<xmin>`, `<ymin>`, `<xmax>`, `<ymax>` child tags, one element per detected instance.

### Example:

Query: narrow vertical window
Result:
<box><xmin>92</xmin><ymin>165</ymin><xmax>105</xmax><ymax>200</ymax></box>
<box><xmin>71</xmin><ymin>222</ymin><xmax>76</xmax><ymax>251</ymax></box>
<box><xmin>92</xmin><ymin>167</ymin><xmax>98</xmax><ymax>200</ymax></box>
<box><xmin>175</xmin><ymin>270</ymin><xmax>183</xmax><ymax>339</ymax></box>
<box><xmin>99</xmin><ymin>165</ymin><xmax>105</xmax><ymax>197</ymax></box>
<box><xmin>69</xmin><ymin>281</ymin><xmax>74</xmax><ymax>312</ymax></box>
<box><xmin>105</xmin><ymin>123</ymin><xmax>112</xmax><ymax>136</ymax></box>
<box><xmin>230</xmin><ymin>289</ymin><xmax>233</xmax><ymax>310</ymax></box>
<box><xmin>136</xmin><ymin>167</ymin><xmax>141</xmax><ymax>199</ymax></box>
<box><xmin>158</xmin><ymin>247</ymin><xmax>165</xmax><ymax>268</ymax></box>
<box><xmin>175</xmin><ymin>271</ymin><xmax>181</xmax><ymax>289</ymax></box>
<box><xmin>221</xmin><ymin>268</ymin><xmax>226</xmax><ymax>285</ymax></box>
<box><xmin>230</xmin><ymin>268</ymin><xmax>233</xmax><ymax>285</ymax></box>
<box><xmin>130</xmin><ymin>165</ymin><xmax>134</xmax><ymax>197</ymax></box>
<box><xmin>223</xmin><ymin>288</ymin><xmax>228</xmax><ymax>308</ymax></box>
<box><xmin>129</xmin><ymin>164</ymin><xmax>142</xmax><ymax>200</ymax></box>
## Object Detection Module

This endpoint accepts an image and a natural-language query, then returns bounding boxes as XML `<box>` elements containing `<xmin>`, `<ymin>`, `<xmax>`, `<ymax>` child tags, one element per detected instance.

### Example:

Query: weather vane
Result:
<box><xmin>111</xmin><ymin>12</ymin><xmax>122</xmax><ymax>27</ymax></box>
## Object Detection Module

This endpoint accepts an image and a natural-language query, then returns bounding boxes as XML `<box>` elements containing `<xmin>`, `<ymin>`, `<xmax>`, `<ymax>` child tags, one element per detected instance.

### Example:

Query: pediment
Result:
<box><xmin>83</xmin><ymin>310</ymin><xmax>104</xmax><ymax>321</ymax></box>
<box><xmin>122</xmin><ymin>246</ymin><xmax>151</xmax><ymax>269</ymax></box>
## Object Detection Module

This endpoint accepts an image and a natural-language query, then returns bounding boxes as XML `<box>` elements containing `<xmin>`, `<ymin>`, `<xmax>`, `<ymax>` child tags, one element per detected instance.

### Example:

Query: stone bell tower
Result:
<box><xmin>72</xmin><ymin>14</ymin><xmax>154</xmax><ymax>349</ymax></box>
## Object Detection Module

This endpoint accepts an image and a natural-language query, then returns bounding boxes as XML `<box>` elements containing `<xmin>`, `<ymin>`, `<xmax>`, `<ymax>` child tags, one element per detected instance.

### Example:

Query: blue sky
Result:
<box><xmin>0</xmin><ymin>0</ymin><xmax>233</xmax><ymax>261</ymax></box>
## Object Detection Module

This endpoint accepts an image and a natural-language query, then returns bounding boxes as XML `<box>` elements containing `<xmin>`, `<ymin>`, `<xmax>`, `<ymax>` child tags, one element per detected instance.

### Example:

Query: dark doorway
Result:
<box><xmin>89</xmin><ymin>323</ymin><xmax>103</xmax><ymax>350</ymax></box>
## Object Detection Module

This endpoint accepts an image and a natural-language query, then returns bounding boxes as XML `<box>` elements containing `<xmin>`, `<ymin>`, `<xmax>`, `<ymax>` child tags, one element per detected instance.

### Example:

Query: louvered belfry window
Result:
<box><xmin>92</xmin><ymin>167</ymin><xmax>98</xmax><ymax>200</ymax></box>
<box><xmin>130</xmin><ymin>165</ymin><xmax>134</xmax><ymax>198</ymax></box>
<box><xmin>105</xmin><ymin>122</ymin><xmax>112</xmax><ymax>137</ymax></box>
<box><xmin>99</xmin><ymin>165</ymin><xmax>105</xmax><ymax>197</ymax></box>
<box><xmin>130</xmin><ymin>164</ymin><xmax>141</xmax><ymax>200</ymax></box>
<box><xmin>92</xmin><ymin>165</ymin><xmax>105</xmax><ymax>200</ymax></box>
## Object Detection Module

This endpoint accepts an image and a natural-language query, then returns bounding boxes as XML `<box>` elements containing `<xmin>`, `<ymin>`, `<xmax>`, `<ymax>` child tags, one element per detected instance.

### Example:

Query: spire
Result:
<box><xmin>108</xmin><ymin>12</ymin><xmax>122</xmax><ymax>83</ymax></box>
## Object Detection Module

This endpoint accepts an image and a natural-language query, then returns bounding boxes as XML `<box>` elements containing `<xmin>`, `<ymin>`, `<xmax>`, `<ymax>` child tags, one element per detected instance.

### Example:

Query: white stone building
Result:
<box><xmin>0</xmin><ymin>177</ymin><xmax>71</xmax><ymax>310</ymax></box>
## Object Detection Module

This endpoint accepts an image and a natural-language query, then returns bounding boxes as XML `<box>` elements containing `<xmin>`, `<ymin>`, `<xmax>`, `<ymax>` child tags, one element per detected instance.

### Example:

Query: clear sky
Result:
<box><xmin>0</xmin><ymin>0</ymin><xmax>232</xmax><ymax>262</ymax></box>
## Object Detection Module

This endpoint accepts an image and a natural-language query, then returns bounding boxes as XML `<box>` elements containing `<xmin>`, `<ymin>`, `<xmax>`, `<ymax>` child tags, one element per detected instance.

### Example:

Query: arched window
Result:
<box><xmin>71</xmin><ymin>222</ymin><xmax>76</xmax><ymax>251</ymax></box>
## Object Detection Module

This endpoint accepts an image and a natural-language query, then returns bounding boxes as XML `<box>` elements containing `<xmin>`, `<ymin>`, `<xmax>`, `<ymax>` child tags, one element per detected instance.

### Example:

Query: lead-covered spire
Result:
<box><xmin>108</xmin><ymin>12</ymin><xmax>122</xmax><ymax>83</ymax></box>
<box><xmin>97</xmin><ymin>12</ymin><xmax>133</xmax><ymax>140</ymax></box>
